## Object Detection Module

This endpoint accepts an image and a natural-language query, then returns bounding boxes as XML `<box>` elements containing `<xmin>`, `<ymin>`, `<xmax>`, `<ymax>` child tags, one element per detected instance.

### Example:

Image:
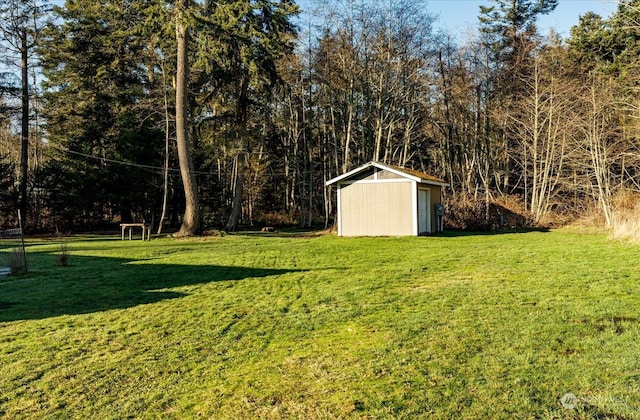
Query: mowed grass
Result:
<box><xmin>1</xmin><ymin>229</ymin><xmax>639</xmax><ymax>419</ymax></box>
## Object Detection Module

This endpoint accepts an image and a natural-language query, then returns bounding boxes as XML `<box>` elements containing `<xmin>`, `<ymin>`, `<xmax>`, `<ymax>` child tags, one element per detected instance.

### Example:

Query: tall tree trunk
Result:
<box><xmin>226</xmin><ymin>153</ymin><xmax>245</xmax><ymax>231</ymax></box>
<box><xmin>343</xmin><ymin>79</ymin><xmax>354</xmax><ymax>173</ymax></box>
<box><xmin>19</xmin><ymin>31</ymin><xmax>29</xmax><ymax>226</ymax></box>
<box><xmin>225</xmin><ymin>76</ymin><xmax>250</xmax><ymax>231</ymax></box>
<box><xmin>174</xmin><ymin>4</ymin><xmax>200</xmax><ymax>237</ymax></box>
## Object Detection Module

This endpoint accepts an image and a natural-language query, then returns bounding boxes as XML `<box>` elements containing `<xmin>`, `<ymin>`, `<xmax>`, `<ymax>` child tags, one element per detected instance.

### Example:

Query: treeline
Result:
<box><xmin>1</xmin><ymin>0</ymin><xmax>640</xmax><ymax>233</ymax></box>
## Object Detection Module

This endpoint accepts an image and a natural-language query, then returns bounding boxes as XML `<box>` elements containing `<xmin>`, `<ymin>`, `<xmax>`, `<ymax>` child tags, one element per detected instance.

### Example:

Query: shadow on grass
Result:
<box><xmin>0</xmin><ymin>253</ymin><xmax>300</xmax><ymax>322</ymax></box>
<box><xmin>230</xmin><ymin>229</ymin><xmax>332</xmax><ymax>239</ymax></box>
<box><xmin>432</xmin><ymin>228</ymin><xmax>550</xmax><ymax>237</ymax></box>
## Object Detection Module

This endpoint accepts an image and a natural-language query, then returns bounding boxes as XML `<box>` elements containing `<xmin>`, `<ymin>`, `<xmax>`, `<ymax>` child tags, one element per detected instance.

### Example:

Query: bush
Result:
<box><xmin>254</xmin><ymin>210</ymin><xmax>300</xmax><ymax>227</ymax></box>
<box><xmin>57</xmin><ymin>240</ymin><xmax>70</xmax><ymax>267</ymax></box>
<box><xmin>444</xmin><ymin>194</ymin><xmax>536</xmax><ymax>231</ymax></box>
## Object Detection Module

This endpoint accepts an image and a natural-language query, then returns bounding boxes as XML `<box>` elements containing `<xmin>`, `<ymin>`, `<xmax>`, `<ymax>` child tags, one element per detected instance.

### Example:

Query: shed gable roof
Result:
<box><xmin>326</xmin><ymin>161</ymin><xmax>448</xmax><ymax>187</ymax></box>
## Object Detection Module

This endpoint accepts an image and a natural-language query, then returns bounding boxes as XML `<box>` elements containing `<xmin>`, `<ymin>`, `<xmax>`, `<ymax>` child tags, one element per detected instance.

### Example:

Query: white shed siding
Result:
<box><xmin>411</xmin><ymin>181</ymin><xmax>418</xmax><ymax>236</ymax></box>
<box><xmin>339</xmin><ymin>181</ymin><xmax>414</xmax><ymax>236</ymax></box>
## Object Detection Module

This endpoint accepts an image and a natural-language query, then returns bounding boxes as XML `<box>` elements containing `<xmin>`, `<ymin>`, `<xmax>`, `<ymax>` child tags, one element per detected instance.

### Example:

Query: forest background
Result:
<box><xmin>2</xmin><ymin>0</ymin><xmax>640</xmax><ymax>236</ymax></box>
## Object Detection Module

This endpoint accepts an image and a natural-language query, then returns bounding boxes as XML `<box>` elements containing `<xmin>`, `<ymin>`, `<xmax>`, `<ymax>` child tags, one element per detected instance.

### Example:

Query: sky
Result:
<box><xmin>43</xmin><ymin>0</ymin><xmax>620</xmax><ymax>39</ymax></box>
<box><xmin>296</xmin><ymin>0</ymin><xmax>621</xmax><ymax>39</ymax></box>
<box><xmin>433</xmin><ymin>0</ymin><xmax>619</xmax><ymax>37</ymax></box>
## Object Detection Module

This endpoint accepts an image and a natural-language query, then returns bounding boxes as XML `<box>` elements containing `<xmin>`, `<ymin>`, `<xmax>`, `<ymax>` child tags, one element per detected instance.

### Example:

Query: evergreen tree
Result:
<box><xmin>479</xmin><ymin>0</ymin><xmax>558</xmax><ymax>85</ymax></box>
<box><xmin>477</xmin><ymin>0</ymin><xmax>559</xmax><ymax>197</ymax></box>
<box><xmin>479</xmin><ymin>0</ymin><xmax>558</xmax><ymax>47</ymax></box>
<box><xmin>569</xmin><ymin>0</ymin><xmax>640</xmax><ymax>81</ymax></box>
<box><xmin>193</xmin><ymin>0</ymin><xmax>298</xmax><ymax>231</ymax></box>
<box><xmin>0</xmin><ymin>154</ymin><xmax>17</xmax><ymax>226</ymax></box>
<box><xmin>39</xmin><ymin>0</ymin><xmax>164</xmax><ymax>227</ymax></box>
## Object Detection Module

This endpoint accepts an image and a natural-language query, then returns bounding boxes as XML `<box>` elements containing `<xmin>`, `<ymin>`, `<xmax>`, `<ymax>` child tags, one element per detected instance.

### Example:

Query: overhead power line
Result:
<box><xmin>51</xmin><ymin>144</ymin><xmax>216</xmax><ymax>176</ymax></box>
<box><xmin>49</xmin><ymin>144</ymin><xmax>313</xmax><ymax>177</ymax></box>
<box><xmin>53</xmin><ymin>144</ymin><xmax>178</xmax><ymax>172</ymax></box>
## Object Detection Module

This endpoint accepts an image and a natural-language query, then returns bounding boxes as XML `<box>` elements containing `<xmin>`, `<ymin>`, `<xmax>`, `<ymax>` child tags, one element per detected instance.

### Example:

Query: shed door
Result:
<box><xmin>418</xmin><ymin>189</ymin><xmax>431</xmax><ymax>234</ymax></box>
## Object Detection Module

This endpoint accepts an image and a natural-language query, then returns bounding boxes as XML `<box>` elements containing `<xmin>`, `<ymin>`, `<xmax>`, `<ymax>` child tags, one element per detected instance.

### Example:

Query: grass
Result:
<box><xmin>1</xmin><ymin>229</ymin><xmax>639</xmax><ymax>418</ymax></box>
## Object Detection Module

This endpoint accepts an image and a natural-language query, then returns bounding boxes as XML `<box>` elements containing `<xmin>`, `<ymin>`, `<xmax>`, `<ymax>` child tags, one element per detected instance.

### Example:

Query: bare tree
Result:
<box><xmin>573</xmin><ymin>74</ymin><xmax>620</xmax><ymax>227</ymax></box>
<box><xmin>0</xmin><ymin>0</ymin><xmax>49</xmax><ymax>226</ymax></box>
<box><xmin>507</xmin><ymin>41</ymin><xmax>572</xmax><ymax>223</ymax></box>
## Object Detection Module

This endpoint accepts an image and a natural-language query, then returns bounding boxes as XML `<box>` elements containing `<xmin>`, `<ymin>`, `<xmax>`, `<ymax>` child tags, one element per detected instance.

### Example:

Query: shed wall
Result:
<box><xmin>339</xmin><ymin>181</ymin><xmax>414</xmax><ymax>236</ymax></box>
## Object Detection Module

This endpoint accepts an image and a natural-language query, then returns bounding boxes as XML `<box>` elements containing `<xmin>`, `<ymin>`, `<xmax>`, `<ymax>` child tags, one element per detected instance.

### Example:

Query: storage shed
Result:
<box><xmin>326</xmin><ymin>161</ymin><xmax>448</xmax><ymax>236</ymax></box>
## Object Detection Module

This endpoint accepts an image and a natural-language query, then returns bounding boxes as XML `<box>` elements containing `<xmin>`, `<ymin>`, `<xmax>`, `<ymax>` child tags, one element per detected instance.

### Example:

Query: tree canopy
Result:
<box><xmin>1</xmin><ymin>0</ymin><xmax>640</xmax><ymax>233</ymax></box>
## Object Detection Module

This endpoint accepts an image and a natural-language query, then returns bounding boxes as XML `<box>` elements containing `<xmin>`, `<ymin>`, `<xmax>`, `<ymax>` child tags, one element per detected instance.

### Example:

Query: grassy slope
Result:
<box><xmin>1</xmin><ymin>230</ymin><xmax>639</xmax><ymax>418</ymax></box>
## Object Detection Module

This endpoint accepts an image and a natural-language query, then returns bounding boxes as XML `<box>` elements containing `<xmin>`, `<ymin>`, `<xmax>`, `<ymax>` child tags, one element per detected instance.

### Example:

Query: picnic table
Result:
<box><xmin>120</xmin><ymin>223</ymin><xmax>151</xmax><ymax>241</ymax></box>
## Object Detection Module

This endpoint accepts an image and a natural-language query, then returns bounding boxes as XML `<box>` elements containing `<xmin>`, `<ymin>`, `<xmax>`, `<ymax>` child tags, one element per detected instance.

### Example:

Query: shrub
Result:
<box><xmin>254</xmin><ymin>211</ymin><xmax>300</xmax><ymax>227</ymax></box>
<box><xmin>57</xmin><ymin>242</ymin><xmax>70</xmax><ymax>267</ymax></box>
<box><xmin>56</xmin><ymin>233</ymin><xmax>71</xmax><ymax>267</ymax></box>
<box><xmin>444</xmin><ymin>194</ymin><xmax>536</xmax><ymax>231</ymax></box>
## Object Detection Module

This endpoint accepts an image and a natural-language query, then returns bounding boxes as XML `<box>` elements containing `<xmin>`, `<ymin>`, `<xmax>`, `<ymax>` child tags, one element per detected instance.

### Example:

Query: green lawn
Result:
<box><xmin>1</xmin><ymin>229</ymin><xmax>639</xmax><ymax>418</ymax></box>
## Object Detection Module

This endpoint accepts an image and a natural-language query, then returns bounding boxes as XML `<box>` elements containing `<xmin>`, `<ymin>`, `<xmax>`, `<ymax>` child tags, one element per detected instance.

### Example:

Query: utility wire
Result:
<box><xmin>51</xmin><ymin>143</ymin><xmax>188</xmax><ymax>174</ymax></box>
<box><xmin>49</xmin><ymin>143</ymin><xmax>315</xmax><ymax>177</ymax></box>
